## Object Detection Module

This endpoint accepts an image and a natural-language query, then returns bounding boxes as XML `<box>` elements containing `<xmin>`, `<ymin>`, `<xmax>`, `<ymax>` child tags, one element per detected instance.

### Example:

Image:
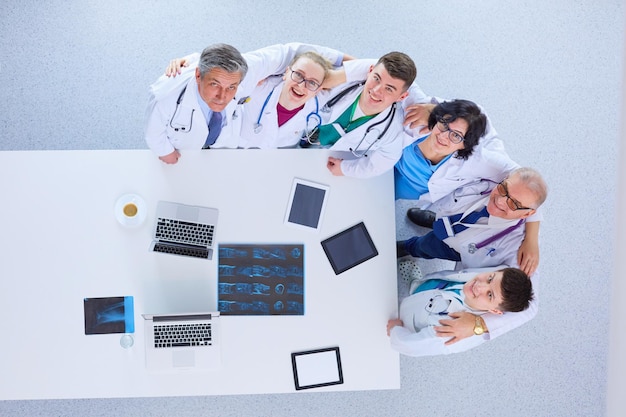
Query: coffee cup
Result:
<box><xmin>115</xmin><ymin>194</ymin><xmax>147</xmax><ymax>227</ymax></box>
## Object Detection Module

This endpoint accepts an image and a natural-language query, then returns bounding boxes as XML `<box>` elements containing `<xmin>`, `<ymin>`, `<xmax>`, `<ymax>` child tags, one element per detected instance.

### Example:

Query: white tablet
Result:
<box><xmin>284</xmin><ymin>178</ymin><xmax>330</xmax><ymax>232</ymax></box>
<box><xmin>291</xmin><ymin>347</ymin><xmax>343</xmax><ymax>390</ymax></box>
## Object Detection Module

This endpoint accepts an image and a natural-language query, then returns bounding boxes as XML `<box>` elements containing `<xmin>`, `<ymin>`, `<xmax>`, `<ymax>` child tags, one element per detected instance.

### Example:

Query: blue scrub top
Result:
<box><xmin>394</xmin><ymin>136</ymin><xmax>453</xmax><ymax>200</ymax></box>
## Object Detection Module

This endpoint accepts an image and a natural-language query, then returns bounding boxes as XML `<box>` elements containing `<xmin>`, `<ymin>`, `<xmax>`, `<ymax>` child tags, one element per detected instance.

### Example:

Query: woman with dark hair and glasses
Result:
<box><xmin>394</xmin><ymin>99</ymin><xmax>487</xmax><ymax>200</ymax></box>
<box><xmin>398</xmin><ymin>97</ymin><xmax>542</xmax><ymax>276</ymax></box>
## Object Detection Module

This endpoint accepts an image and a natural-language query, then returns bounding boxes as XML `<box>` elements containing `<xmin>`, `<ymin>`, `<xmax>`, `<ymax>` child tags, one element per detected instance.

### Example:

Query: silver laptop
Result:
<box><xmin>142</xmin><ymin>312</ymin><xmax>221</xmax><ymax>371</ymax></box>
<box><xmin>150</xmin><ymin>201</ymin><xmax>218</xmax><ymax>260</ymax></box>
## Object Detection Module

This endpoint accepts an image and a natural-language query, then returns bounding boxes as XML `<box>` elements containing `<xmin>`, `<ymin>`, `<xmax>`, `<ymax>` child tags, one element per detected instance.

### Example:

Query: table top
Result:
<box><xmin>0</xmin><ymin>149</ymin><xmax>399</xmax><ymax>400</ymax></box>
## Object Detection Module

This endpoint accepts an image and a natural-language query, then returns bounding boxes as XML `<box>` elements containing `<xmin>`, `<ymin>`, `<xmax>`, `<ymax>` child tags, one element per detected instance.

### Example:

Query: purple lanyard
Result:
<box><xmin>468</xmin><ymin>219</ymin><xmax>525</xmax><ymax>254</ymax></box>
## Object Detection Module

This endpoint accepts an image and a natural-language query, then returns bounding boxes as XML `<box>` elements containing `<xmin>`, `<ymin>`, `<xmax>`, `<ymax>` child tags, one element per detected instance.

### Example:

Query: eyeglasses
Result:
<box><xmin>436</xmin><ymin>117</ymin><xmax>465</xmax><ymax>144</ymax></box>
<box><xmin>289</xmin><ymin>68</ymin><xmax>321</xmax><ymax>91</ymax></box>
<box><xmin>496</xmin><ymin>181</ymin><xmax>534</xmax><ymax>211</ymax></box>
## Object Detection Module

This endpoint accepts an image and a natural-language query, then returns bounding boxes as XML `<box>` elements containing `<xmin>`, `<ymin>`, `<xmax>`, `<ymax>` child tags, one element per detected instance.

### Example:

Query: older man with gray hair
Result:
<box><xmin>145</xmin><ymin>43</ymin><xmax>248</xmax><ymax>164</ymax></box>
<box><xmin>396</xmin><ymin>166</ymin><xmax>548</xmax><ymax>348</ymax></box>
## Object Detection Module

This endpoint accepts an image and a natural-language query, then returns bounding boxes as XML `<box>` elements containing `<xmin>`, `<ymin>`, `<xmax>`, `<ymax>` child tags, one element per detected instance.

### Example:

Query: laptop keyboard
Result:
<box><xmin>153</xmin><ymin>323</ymin><xmax>212</xmax><ymax>348</ymax></box>
<box><xmin>156</xmin><ymin>218</ymin><xmax>215</xmax><ymax>246</ymax></box>
<box><xmin>153</xmin><ymin>242</ymin><xmax>209</xmax><ymax>259</ymax></box>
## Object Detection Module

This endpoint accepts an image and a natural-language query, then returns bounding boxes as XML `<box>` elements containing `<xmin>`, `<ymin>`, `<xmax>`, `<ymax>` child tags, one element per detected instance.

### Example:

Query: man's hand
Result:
<box><xmin>387</xmin><ymin>319</ymin><xmax>403</xmax><ymax>336</ymax></box>
<box><xmin>517</xmin><ymin>238</ymin><xmax>539</xmax><ymax>276</ymax></box>
<box><xmin>403</xmin><ymin>103</ymin><xmax>435</xmax><ymax>133</ymax></box>
<box><xmin>159</xmin><ymin>150</ymin><xmax>181</xmax><ymax>164</ymax></box>
<box><xmin>327</xmin><ymin>157</ymin><xmax>344</xmax><ymax>176</ymax></box>
<box><xmin>517</xmin><ymin>234</ymin><xmax>540</xmax><ymax>276</ymax></box>
<box><xmin>165</xmin><ymin>58</ymin><xmax>189</xmax><ymax>77</ymax></box>
<box><xmin>434</xmin><ymin>311</ymin><xmax>480</xmax><ymax>345</ymax></box>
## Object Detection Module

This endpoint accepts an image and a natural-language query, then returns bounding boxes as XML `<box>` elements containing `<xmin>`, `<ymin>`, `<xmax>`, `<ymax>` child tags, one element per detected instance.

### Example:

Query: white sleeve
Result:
<box><xmin>400</xmin><ymin>84</ymin><xmax>436</xmax><ymax>139</ymax></box>
<box><xmin>339</xmin><ymin>143</ymin><xmax>401</xmax><ymax>178</ymax></box>
<box><xmin>337</xmin><ymin>105</ymin><xmax>405</xmax><ymax>178</ymax></box>
<box><xmin>403</xmin><ymin>83</ymin><xmax>433</xmax><ymax>107</ymax></box>
<box><xmin>149</xmin><ymin>52</ymin><xmax>199</xmax><ymax>101</ymax></box>
<box><xmin>144</xmin><ymin>53</ymin><xmax>199</xmax><ymax>157</ymax></box>
<box><xmin>342</xmin><ymin>59</ymin><xmax>377</xmax><ymax>82</ymax></box>
<box><xmin>243</xmin><ymin>43</ymin><xmax>345</xmax><ymax>81</ymax></box>
<box><xmin>482</xmin><ymin>300</ymin><xmax>538</xmax><ymax>340</ymax></box>
<box><xmin>389</xmin><ymin>324</ymin><xmax>487</xmax><ymax>357</ymax></box>
<box><xmin>144</xmin><ymin>93</ymin><xmax>176</xmax><ymax>157</ymax></box>
<box><xmin>339</xmin><ymin>129</ymin><xmax>403</xmax><ymax>178</ymax></box>
<box><xmin>175</xmin><ymin>44</ymin><xmax>346</xmax><ymax>99</ymax></box>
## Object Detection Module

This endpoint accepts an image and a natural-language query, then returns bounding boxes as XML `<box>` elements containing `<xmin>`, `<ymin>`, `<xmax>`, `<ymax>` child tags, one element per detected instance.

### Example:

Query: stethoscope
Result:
<box><xmin>348</xmin><ymin>102</ymin><xmax>396</xmax><ymax>158</ymax></box>
<box><xmin>303</xmin><ymin>81</ymin><xmax>396</xmax><ymax>158</ymax></box>
<box><xmin>170</xmin><ymin>84</ymin><xmax>241</xmax><ymax>131</ymax></box>
<box><xmin>253</xmin><ymin>86</ymin><xmax>321</xmax><ymax>135</ymax></box>
<box><xmin>169</xmin><ymin>86</ymin><xmax>192</xmax><ymax>132</ymax></box>
<box><xmin>421</xmin><ymin>283</ymin><xmax>466</xmax><ymax>319</ymax></box>
<box><xmin>424</xmin><ymin>294</ymin><xmax>460</xmax><ymax>316</ymax></box>
<box><xmin>447</xmin><ymin>183</ymin><xmax>526</xmax><ymax>254</ymax></box>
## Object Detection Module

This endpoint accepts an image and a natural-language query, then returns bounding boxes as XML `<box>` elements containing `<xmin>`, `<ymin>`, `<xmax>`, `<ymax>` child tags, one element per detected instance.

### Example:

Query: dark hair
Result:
<box><xmin>427</xmin><ymin>99</ymin><xmax>487</xmax><ymax>160</ymax></box>
<box><xmin>498</xmin><ymin>268</ymin><xmax>534</xmax><ymax>312</ymax></box>
<box><xmin>198</xmin><ymin>43</ymin><xmax>248</xmax><ymax>79</ymax></box>
<box><xmin>375</xmin><ymin>52</ymin><xmax>417</xmax><ymax>91</ymax></box>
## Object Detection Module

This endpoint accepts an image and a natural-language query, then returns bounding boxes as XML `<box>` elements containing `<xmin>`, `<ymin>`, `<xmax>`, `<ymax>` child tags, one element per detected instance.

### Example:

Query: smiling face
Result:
<box><xmin>195</xmin><ymin>67</ymin><xmax>242</xmax><ymax>112</ymax></box>
<box><xmin>486</xmin><ymin>172</ymin><xmax>538</xmax><ymax>220</ymax></box>
<box><xmin>359</xmin><ymin>63</ymin><xmax>409</xmax><ymax>115</ymax></box>
<box><xmin>278</xmin><ymin>57</ymin><xmax>326</xmax><ymax>111</ymax></box>
<box><xmin>419</xmin><ymin>118</ymin><xmax>468</xmax><ymax>164</ymax></box>
<box><xmin>463</xmin><ymin>271</ymin><xmax>505</xmax><ymax>314</ymax></box>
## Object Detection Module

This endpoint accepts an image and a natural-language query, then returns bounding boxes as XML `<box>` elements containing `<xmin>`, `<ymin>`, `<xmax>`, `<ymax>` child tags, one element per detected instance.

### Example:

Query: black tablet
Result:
<box><xmin>320</xmin><ymin>222</ymin><xmax>378</xmax><ymax>275</ymax></box>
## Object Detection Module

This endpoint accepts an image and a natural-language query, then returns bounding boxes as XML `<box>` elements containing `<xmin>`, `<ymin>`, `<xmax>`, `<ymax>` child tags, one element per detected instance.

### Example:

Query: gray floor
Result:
<box><xmin>0</xmin><ymin>1</ymin><xmax>623</xmax><ymax>416</ymax></box>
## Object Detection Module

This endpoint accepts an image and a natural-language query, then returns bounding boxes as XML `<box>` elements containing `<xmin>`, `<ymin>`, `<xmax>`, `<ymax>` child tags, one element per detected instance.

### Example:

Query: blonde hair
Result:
<box><xmin>289</xmin><ymin>51</ymin><xmax>333</xmax><ymax>81</ymax></box>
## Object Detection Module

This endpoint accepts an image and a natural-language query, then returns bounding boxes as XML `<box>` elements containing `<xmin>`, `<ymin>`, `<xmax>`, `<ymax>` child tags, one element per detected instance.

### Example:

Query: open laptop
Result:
<box><xmin>150</xmin><ymin>201</ymin><xmax>218</xmax><ymax>260</ymax></box>
<box><xmin>142</xmin><ymin>312</ymin><xmax>221</xmax><ymax>372</ymax></box>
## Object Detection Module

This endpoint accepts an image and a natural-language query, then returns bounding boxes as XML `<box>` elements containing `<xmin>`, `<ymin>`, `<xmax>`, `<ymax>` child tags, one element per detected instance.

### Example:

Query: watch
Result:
<box><xmin>473</xmin><ymin>316</ymin><xmax>485</xmax><ymax>335</ymax></box>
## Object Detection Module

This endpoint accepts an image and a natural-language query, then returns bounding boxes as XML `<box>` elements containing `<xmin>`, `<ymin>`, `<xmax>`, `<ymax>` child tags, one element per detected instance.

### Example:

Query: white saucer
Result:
<box><xmin>115</xmin><ymin>194</ymin><xmax>147</xmax><ymax>227</ymax></box>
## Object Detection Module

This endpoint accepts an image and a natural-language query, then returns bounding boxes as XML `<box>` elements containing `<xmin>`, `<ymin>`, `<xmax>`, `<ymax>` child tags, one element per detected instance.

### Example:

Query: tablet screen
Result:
<box><xmin>321</xmin><ymin>222</ymin><xmax>378</xmax><ymax>275</ymax></box>
<box><xmin>285</xmin><ymin>178</ymin><xmax>329</xmax><ymax>231</ymax></box>
<box><xmin>291</xmin><ymin>347</ymin><xmax>343</xmax><ymax>390</ymax></box>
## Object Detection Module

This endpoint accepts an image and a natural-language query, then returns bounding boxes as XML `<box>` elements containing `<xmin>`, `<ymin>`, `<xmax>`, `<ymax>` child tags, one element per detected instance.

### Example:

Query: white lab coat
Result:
<box><xmin>426</xmin><ymin>184</ymin><xmax>541</xmax><ymax>340</ymax></box>
<box><xmin>316</xmin><ymin>85</ymin><xmax>403</xmax><ymax>178</ymax></box>
<box><xmin>144</xmin><ymin>43</ymin><xmax>344</xmax><ymax>155</ymax></box>
<box><xmin>314</xmin><ymin>59</ymin><xmax>409</xmax><ymax>178</ymax></box>
<box><xmin>400</xmin><ymin>86</ymin><xmax>522</xmax><ymax>205</ymax></box>
<box><xmin>390</xmin><ymin>267</ymin><xmax>518</xmax><ymax>357</ymax></box>
<box><xmin>337</xmin><ymin>59</ymin><xmax>516</xmax><ymax>203</ymax></box>
<box><xmin>237</xmin><ymin>76</ymin><xmax>330</xmax><ymax>149</ymax></box>
<box><xmin>323</xmin><ymin>97</ymin><xmax>405</xmax><ymax>179</ymax></box>
<box><xmin>145</xmin><ymin>75</ymin><xmax>241</xmax><ymax>156</ymax></box>
<box><xmin>339</xmin><ymin>59</ymin><xmax>515</xmax><ymax>185</ymax></box>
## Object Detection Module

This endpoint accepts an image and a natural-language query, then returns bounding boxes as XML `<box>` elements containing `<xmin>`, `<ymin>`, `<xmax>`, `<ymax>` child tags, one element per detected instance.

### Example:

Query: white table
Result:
<box><xmin>0</xmin><ymin>149</ymin><xmax>399</xmax><ymax>400</ymax></box>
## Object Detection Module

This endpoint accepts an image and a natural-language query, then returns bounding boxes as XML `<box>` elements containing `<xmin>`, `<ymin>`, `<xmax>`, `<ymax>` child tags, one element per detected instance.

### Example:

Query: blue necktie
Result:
<box><xmin>433</xmin><ymin>207</ymin><xmax>489</xmax><ymax>240</ymax></box>
<box><xmin>203</xmin><ymin>111</ymin><xmax>223</xmax><ymax>148</ymax></box>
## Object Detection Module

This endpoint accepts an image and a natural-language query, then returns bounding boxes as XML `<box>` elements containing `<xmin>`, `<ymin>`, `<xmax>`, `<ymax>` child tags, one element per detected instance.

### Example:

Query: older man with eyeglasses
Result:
<box><xmin>396</xmin><ymin>166</ymin><xmax>548</xmax><ymax>347</ymax></box>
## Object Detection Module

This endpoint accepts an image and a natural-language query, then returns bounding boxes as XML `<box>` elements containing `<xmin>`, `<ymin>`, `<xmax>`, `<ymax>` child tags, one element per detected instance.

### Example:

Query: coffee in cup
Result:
<box><xmin>123</xmin><ymin>202</ymin><xmax>138</xmax><ymax>218</ymax></box>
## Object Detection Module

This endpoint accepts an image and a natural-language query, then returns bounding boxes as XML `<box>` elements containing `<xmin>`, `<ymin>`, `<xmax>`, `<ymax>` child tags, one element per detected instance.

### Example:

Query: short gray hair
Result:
<box><xmin>198</xmin><ymin>43</ymin><xmax>248</xmax><ymax>80</ymax></box>
<box><xmin>511</xmin><ymin>167</ymin><xmax>548</xmax><ymax>207</ymax></box>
